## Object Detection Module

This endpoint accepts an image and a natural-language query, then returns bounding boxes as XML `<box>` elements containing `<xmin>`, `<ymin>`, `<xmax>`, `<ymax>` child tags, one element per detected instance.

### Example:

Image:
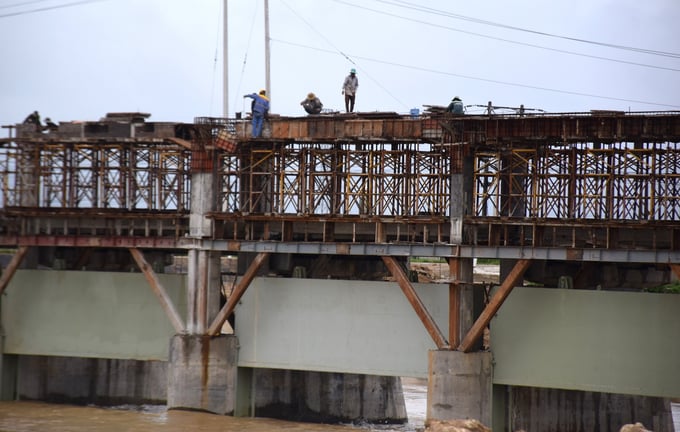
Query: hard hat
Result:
<box><xmin>259</xmin><ymin>89</ymin><xmax>266</xmax><ymax>95</ymax></box>
<box><xmin>350</xmin><ymin>68</ymin><xmax>356</xmax><ymax>74</ymax></box>
<box><xmin>307</xmin><ymin>92</ymin><xmax>315</xmax><ymax>99</ymax></box>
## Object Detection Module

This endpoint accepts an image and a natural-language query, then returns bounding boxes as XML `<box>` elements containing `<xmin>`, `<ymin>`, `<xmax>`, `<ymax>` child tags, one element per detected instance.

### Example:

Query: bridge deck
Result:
<box><xmin>1</xmin><ymin>111</ymin><xmax>680</xmax><ymax>262</ymax></box>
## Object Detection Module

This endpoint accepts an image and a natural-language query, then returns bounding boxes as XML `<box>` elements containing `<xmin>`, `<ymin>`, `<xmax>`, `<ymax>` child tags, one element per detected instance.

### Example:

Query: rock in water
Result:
<box><xmin>425</xmin><ymin>419</ymin><xmax>491</xmax><ymax>432</ymax></box>
<box><xmin>619</xmin><ymin>422</ymin><xmax>651</xmax><ymax>432</ymax></box>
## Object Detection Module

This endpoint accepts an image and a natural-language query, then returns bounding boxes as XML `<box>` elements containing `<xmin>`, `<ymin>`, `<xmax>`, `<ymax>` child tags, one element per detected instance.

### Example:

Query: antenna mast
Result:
<box><xmin>222</xmin><ymin>0</ymin><xmax>229</xmax><ymax>118</ymax></box>
<box><xmin>264</xmin><ymin>0</ymin><xmax>271</xmax><ymax>107</ymax></box>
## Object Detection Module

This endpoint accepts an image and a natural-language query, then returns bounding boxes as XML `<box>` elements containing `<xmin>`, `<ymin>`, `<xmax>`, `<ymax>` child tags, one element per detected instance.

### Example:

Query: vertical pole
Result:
<box><xmin>448</xmin><ymin>257</ymin><xmax>460</xmax><ymax>348</ymax></box>
<box><xmin>264</xmin><ymin>0</ymin><xmax>271</xmax><ymax>107</ymax></box>
<box><xmin>223</xmin><ymin>0</ymin><xmax>229</xmax><ymax>118</ymax></box>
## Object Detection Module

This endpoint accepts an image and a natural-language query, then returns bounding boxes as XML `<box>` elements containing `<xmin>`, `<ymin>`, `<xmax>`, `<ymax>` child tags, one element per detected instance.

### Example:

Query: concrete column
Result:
<box><xmin>449</xmin><ymin>155</ymin><xmax>476</xmax><ymax>346</ymax></box>
<box><xmin>167</xmin><ymin>334</ymin><xmax>238</xmax><ymax>415</ymax></box>
<box><xmin>186</xmin><ymin>169</ymin><xmax>222</xmax><ymax>335</ymax></box>
<box><xmin>189</xmin><ymin>172</ymin><xmax>214</xmax><ymax>238</ymax></box>
<box><xmin>186</xmin><ymin>249</ymin><xmax>222</xmax><ymax>334</ymax></box>
<box><xmin>427</xmin><ymin>350</ymin><xmax>492</xmax><ymax>426</ymax></box>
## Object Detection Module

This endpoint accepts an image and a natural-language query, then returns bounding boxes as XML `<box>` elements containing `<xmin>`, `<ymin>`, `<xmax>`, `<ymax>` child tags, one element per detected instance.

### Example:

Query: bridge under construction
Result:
<box><xmin>1</xmin><ymin>110</ymin><xmax>679</xmax><ymax>430</ymax></box>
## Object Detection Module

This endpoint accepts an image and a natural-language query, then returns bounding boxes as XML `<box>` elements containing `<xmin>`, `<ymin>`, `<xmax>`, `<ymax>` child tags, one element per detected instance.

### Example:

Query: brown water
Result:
<box><xmin>0</xmin><ymin>378</ymin><xmax>427</xmax><ymax>432</ymax></box>
<box><xmin>0</xmin><ymin>399</ymin><xmax>425</xmax><ymax>432</ymax></box>
<box><xmin>0</xmin><ymin>399</ymin><xmax>676</xmax><ymax>431</ymax></box>
<box><xmin>0</xmin><ymin>401</ymin><xmax>364</xmax><ymax>432</ymax></box>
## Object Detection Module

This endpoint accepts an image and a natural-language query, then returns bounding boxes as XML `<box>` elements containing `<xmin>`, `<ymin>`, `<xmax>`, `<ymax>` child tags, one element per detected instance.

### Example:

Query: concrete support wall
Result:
<box><xmin>501</xmin><ymin>386</ymin><xmax>675</xmax><ymax>432</ymax></box>
<box><xmin>244</xmin><ymin>368</ymin><xmax>407</xmax><ymax>424</ymax></box>
<box><xmin>167</xmin><ymin>334</ymin><xmax>238</xmax><ymax>415</ymax></box>
<box><xmin>427</xmin><ymin>350</ymin><xmax>492</xmax><ymax>426</ymax></box>
<box><xmin>14</xmin><ymin>355</ymin><xmax>166</xmax><ymax>405</ymax></box>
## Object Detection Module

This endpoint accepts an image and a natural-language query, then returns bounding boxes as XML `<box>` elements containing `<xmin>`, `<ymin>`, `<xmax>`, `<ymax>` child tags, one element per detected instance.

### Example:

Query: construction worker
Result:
<box><xmin>342</xmin><ymin>68</ymin><xmax>359</xmax><ymax>113</ymax></box>
<box><xmin>44</xmin><ymin>117</ymin><xmax>59</xmax><ymax>132</ymax></box>
<box><xmin>243</xmin><ymin>89</ymin><xmax>270</xmax><ymax>138</ymax></box>
<box><xmin>300</xmin><ymin>92</ymin><xmax>323</xmax><ymax>115</ymax></box>
<box><xmin>23</xmin><ymin>110</ymin><xmax>42</xmax><ymax>131</ymax></box>
<box><xmin>447</xmin><ymin>96</ymin><xmax>464</xmax><ymax>115</ymax></box>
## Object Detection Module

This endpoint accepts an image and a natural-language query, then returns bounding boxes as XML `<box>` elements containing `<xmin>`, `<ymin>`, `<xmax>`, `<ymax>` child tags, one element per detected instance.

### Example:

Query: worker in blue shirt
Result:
<box><xmin>243</xmin><ymin>89</ymin><xmax>270</xmax><ymax>137</ymax></box>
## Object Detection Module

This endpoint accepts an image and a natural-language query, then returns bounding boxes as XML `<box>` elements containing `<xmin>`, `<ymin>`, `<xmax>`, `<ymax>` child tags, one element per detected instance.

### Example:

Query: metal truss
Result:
<box><xmin>0</xmin><ymin>140</ymin><xmax>191</xmax><ymax>212</ymax></box>
<box><xmin>473</xmin><ymin>141</ymin><xmax>680</xmax><ymax>222</ymax></box>
<box><xmin>2</xmin><ymin>112</ymin><xmax>679</xmax><ymax>255</ymax></box>
<box><xmin>216</xmin><ymin>142</ymin><xmax>452</xmax><ymax>217</ymax></box>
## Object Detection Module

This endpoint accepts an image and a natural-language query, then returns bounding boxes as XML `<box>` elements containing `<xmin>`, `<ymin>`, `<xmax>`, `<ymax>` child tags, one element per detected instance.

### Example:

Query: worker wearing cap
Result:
<box><xmin>300</xmin><ymin>92</ymin><xmax>323</xmax><ymax>115</ymax></box>
<box><xmin>447</xmin><ymin>96</ymin><xmax>464</xmax><ymax>115</ymax></box>
<box><xmin>342</xmin><ymin>68</ymin><xmax>359</xmax><ymax>113</ymax></box>
<box><xmin>243</xmin><ymin>89</ymin><xmax>270</xmax><ymax>137</ymax></box>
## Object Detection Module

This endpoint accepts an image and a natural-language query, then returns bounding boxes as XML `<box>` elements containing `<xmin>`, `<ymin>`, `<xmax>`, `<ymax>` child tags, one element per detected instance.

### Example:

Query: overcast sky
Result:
<box><xmin>1</xmin><ymin>0</ymin><xmax>679</xmax><ymax>133</ymax></box>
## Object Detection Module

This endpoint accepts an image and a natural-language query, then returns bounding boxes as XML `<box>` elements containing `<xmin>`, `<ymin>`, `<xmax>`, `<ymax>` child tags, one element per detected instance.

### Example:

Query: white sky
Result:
<box><xmin>1</xmin><ymin>0</ymin><xmax>679</xmax><ymax>133</ymax></box>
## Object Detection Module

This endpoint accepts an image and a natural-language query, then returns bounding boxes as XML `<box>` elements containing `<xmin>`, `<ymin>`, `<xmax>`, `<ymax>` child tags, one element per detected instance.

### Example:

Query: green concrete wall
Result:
<box><xmin>1</xmin><ymin>270</ymin><xmax>187</xmax><ymax>360</ymax></box>
<box><xmin>235</xmin><ymin>277</ymin><xmax>450</xmax><ymax>378</ymax></box>
<box><xmin>491</xmin><ymin>287</ymin><xmax>680</xmax><ymax>398</ymax></box>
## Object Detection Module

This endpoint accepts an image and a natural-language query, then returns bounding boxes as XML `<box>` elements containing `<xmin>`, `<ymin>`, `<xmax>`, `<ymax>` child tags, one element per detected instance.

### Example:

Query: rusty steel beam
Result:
<box><xmin>207</xmin><ymin>252</ymin><xmax>270</xmax><ymax>336</ymax></box>
<box><xmin>448</xmin><ymin>257</ymin><xmax>461</xmax><ymax>348</ymax></box>
<box><xmin>670</xmin><ymin>263</ymin><xmax>680</xmax><ymax>280</ymax></box>
<box><xmin>458</xmin><ymin>258</ymin><xmax>531</xmax><ymax>353</ymax></box>
<box><xmin>129</xmin><ymin>248</ymin><xmax>185</xmax><ymax>334</ymax></box>
<box><xmin>382</xmin><ymin>256</ymin><xmax>449</xmax><ymax>349</ymax></box>
<box><xmin>0</xmin><ymin>235</ymin><xmax>182</xmax><ymax>249</ymax></box>
<box><xmin>0</xmin><ymin>246</ymin><xmax>29</xmax><ymax>296</ymax></box>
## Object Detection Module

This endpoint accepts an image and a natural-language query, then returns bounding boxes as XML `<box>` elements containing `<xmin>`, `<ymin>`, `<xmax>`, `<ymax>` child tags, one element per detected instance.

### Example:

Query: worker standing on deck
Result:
<box><xmin>447</xmin><ymin>96</ymin><xmax>464</xmax><ymax>115</ymax></box>
<box><xmin>342</xmin><ymin>68</ymin><xmax>359</xmax><ymax>113</ymax></box>
<box><xmin>243</xmin><ymin>89</ymin><xmax>270</xmax><ymax>138</ymax></box>
<box><xmin>23</xmin><ymin>110</ymin><xmax>42</xmax><ymax>131</ymax></box>
<box><xmin>301</xmin><ymin>92</ymin><xmax>323</xmax><ymax>115</ymax></box>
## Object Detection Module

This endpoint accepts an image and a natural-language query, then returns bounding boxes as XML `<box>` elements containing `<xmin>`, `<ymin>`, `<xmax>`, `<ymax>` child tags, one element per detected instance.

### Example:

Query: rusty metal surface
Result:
<box><xmin>1</xmin><ymin>111</ymin><xmax>679</xmax><ymax>255</ymax></box>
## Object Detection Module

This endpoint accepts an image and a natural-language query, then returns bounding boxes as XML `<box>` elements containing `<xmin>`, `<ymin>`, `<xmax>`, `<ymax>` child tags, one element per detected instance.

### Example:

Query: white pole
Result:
<box><xmin>264</xmin><ymin>0</ymin><xmax>271</xmax><ymax>109</ymax></box>
<box><xmin>223</xmin><ymin>0</ymin><xmax>229</xmax><ymax>118</ymax></box>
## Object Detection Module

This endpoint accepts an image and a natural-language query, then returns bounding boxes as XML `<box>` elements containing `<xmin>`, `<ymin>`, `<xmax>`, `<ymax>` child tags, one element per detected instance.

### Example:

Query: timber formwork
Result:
<box><xmin>1</xmin><ymin>111</ymin><xmax>680</xmax><ymax>259</ymax></box>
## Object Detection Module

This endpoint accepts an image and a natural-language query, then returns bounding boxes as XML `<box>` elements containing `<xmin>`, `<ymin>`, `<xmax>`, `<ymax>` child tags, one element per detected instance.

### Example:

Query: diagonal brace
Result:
<box><xmin>458</xmin><ymin>258</ymin><xmax>531</xmax><ymax>352</ymax></box>
<box><xmin>382</xmin><ymin>256</ymin><xmax>449</xmax><ymax>349</ymax></box>
<box><xmin>208</xmin><ymin>252</ymin><xmax>269</xmax><ymax>336</ymax></box>
<box><xmin>0</xmin><ymin>246</ymin><xmax>29</xmax><ymax>296</ymax></box>
<box><xmin>130</xmin><ymin>248</ymin><xmax>185</xmax><ymax>334</ymax></box>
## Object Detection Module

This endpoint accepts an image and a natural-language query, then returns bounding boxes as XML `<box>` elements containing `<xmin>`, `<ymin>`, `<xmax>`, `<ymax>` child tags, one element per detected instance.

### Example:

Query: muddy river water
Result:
<box><xmin>0</xmin><ymin>386</ymin><xmax>677</xmax><ymax>431</ymax></box>
<box><xmin>0</xmin><ymin>380</ymin><xmax>427</xmax><ymax>432</ymax></box>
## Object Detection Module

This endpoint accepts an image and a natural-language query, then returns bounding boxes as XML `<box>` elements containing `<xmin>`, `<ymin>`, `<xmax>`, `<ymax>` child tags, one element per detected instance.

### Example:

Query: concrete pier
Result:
<box><xmin>167</xmin><ymin>334</ymin><xmax>238</xmax><ymax>415</ymax></box>
<box><xmin>427</xmin><ymin>350</ymin><xmax>492</xmax><ymax>426</ymax></box>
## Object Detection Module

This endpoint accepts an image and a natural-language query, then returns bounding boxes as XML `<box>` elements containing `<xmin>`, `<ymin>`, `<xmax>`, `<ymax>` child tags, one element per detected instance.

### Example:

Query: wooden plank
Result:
<box><xmin>458</xmin><ymin>259</ymin><xmax>531</xmax><ymax>353</ymax></box>
<box><xmin>382</xmin><ymin>256</ymin><xmax>449</xmax><ymax>349</ymax></box>
<box><xmin>129</xmin><ymin>248</ymin><xmax>185</xmax><ymax>334</ymax></box>
<box><xmin>0</xmin><ymin>246</ymin><xmax>29</xmax><ymax>296</ymax></box>
<box><xmin>208</xmin><ymin>252</ymin><xmax>270</xmax><ymax>335</ymax></box>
